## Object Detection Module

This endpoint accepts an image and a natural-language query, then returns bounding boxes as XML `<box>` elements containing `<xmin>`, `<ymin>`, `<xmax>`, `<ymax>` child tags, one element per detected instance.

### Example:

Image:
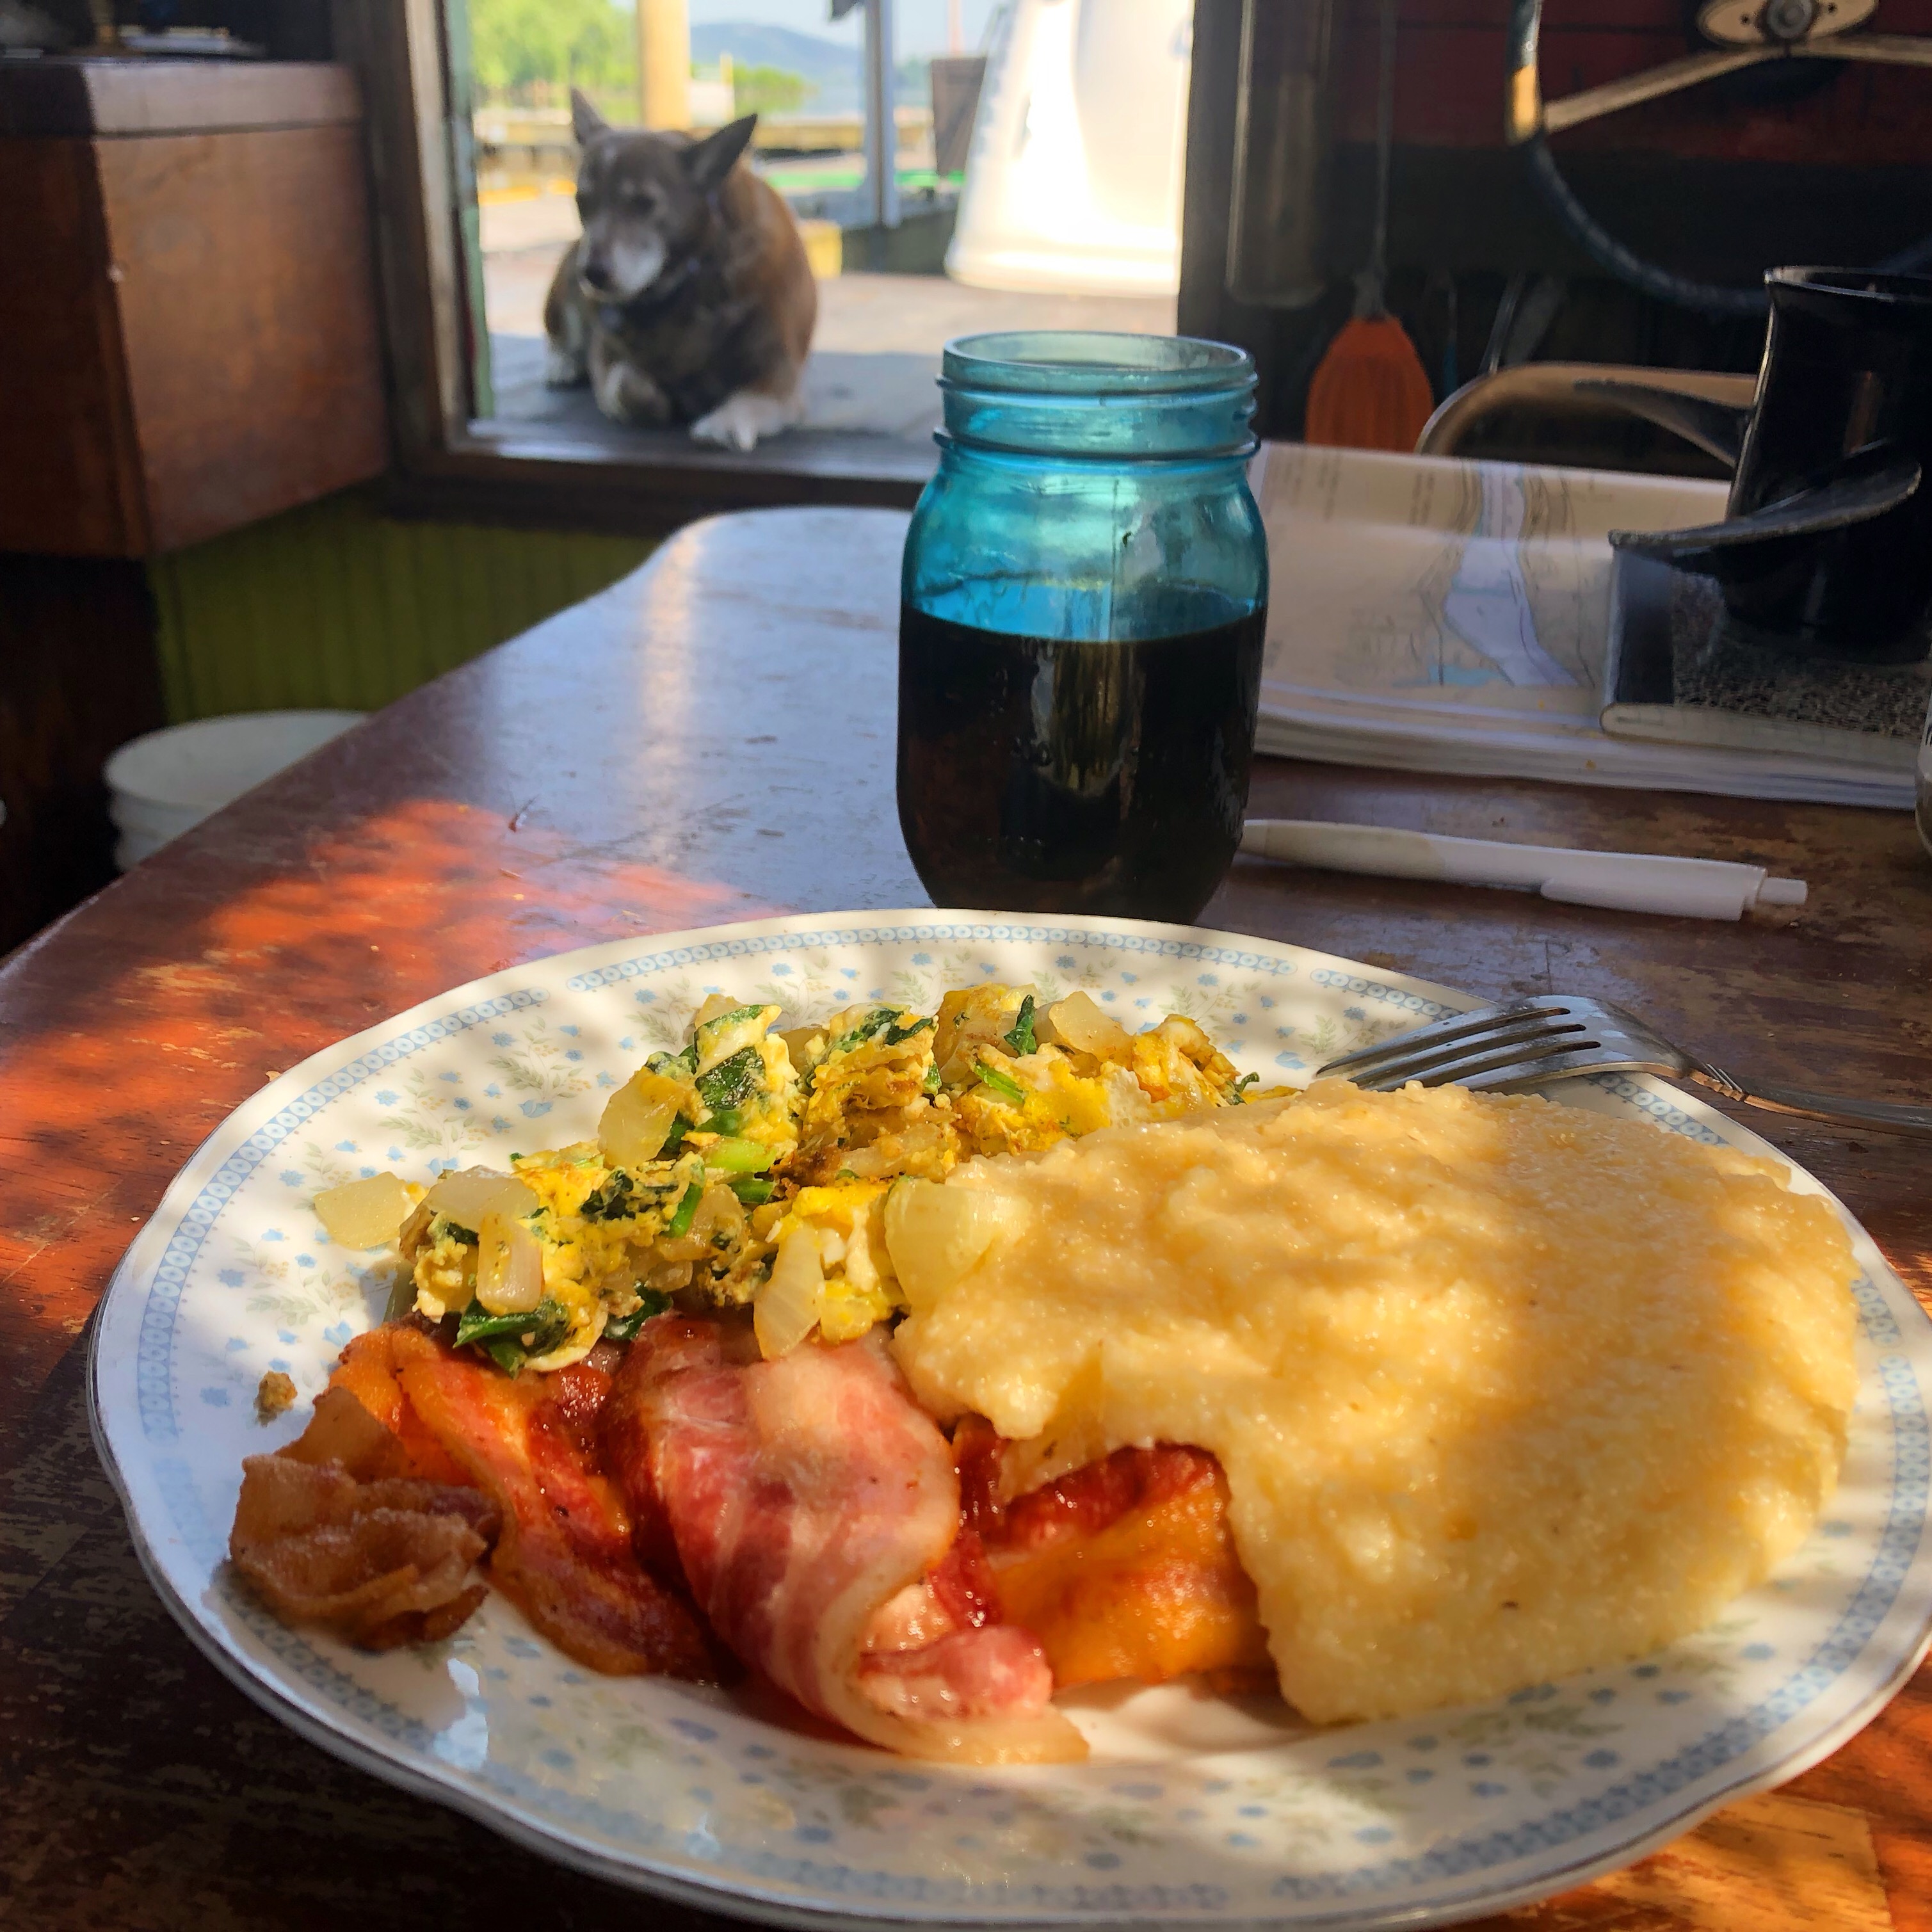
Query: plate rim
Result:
<box><xmin>86</xmin><ymin>906</ymin><xmax>1932</xmax><ymax>1930</ymax></box>
<box><xmin>87</xmin><ymin>1398</ymin><xmax>1932</xmax><ymax>1932</ymax></box>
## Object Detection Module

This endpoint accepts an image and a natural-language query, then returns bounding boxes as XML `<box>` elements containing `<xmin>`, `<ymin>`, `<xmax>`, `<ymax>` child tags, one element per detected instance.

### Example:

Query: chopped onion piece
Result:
<box><xmin>474</xmin><ymin>1211</ymin><xmax>545</xmax><ymax>1314</ymax></box>
<box><xmin>778</xmin><ymin>1024</ymin><xmax>828</xmax><ymax>1077</ymax></box>
<box><xmin>599</xmin><ymin>1067</ymin><xmax>691</xmax><ymax>1170</ymax></box>
<box><xmin>1042</xmin><ymin>991</ymin><xmax>1134</xmax><ymax>1061</ymax></box>
<box><xmin>422</xmin><ymin>1166</ymin><xmax>540</xmax><ymax>1228</ymax></box>
<box><xmin>689</xmin><ymin>1183</ymin><xmax>747</xmax><ymax>1249</ymax></box>
<box><xmin>755</xmin><ymin>1224</ymin><xmax>824</xmax><ymax>1358</ymax></box>
<box><xmin>883</xmin><ymin>1179</ymin><xmax>1028</xmax><ymax>1309</ymax></box>
<box><xmin>1104</xmin><ymin>1065</ymin><xmax>1154</xmax><ymax>1122</ymax></box>
<box><xmin>654</xmin><ymin>1231</ymin><xmax>714</xmax><ymax>1264</ymax></box>
<box><xmin>313</xmin><ymin>1173</ymin><xmax>413</xmax><ymax>1250</ymax></box>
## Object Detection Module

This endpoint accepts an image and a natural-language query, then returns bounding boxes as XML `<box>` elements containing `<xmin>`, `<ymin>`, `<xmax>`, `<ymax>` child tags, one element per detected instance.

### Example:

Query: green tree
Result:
<box><xmin>730</xmin><ymin>65</ymin><xmax>812</xmax><ymax>117</ymax></box>
<box><xmin>469</xmin><ymin>0</ymin><xmax>634</xmax><ymax>99</ymax></box>
<box><xmin>895</xmin><ymin>54</ymin><xmax>930</xmax><ymax>105</ymax></box>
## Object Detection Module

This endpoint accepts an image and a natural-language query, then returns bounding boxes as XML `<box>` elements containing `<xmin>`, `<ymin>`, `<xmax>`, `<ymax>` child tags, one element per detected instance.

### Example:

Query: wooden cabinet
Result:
<box><xmin>0</xmin><ymin>59</ymin><xmax>387</xmax><ymax>557</ymax></box>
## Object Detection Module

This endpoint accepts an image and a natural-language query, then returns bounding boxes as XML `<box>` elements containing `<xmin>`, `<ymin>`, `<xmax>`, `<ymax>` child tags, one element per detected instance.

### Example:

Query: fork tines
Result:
<box><xmin>1317</xmin><ymin>995</ymin><xmax>1616</xmax><ymax>1093</ymax></box>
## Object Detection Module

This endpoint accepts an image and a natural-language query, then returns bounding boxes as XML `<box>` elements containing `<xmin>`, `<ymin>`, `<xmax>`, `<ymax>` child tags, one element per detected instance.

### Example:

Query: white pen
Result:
<box><xmin>1239</xmin><ymin>819</ymin><xmax>1807</xmax><ymax>922</ymax></box>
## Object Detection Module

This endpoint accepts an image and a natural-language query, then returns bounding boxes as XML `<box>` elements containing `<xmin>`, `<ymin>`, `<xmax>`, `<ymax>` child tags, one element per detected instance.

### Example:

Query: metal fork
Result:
<box><xmin>1316</xmin><ymin>994</ymin><xmax>1932</xmax><ymax>1138</ymax></box>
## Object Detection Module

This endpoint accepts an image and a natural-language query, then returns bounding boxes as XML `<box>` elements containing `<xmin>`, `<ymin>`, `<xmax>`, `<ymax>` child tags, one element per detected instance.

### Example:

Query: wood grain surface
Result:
<box><xmin>0</xmin><ymin>56</ymin><xmax>362</xmax><ymax>139</ymax></box>
<box><xmin>102</xmin><ymin>121</ymin><xmax>387</xmax><ymax>553</ymax></box>
<box><xmin>3</xmin><ymin>507</ymin><xmax>1929</xmax><ymax>1931</ymax></box>
<box><xmin>0</xmin><ymin>134</ymin><xmax>145</xmax><ymax>557</ymax></box>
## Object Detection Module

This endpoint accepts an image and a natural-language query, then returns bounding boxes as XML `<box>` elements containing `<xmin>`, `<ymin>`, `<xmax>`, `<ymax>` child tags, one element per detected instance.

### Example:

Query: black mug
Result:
<box><xmin>1599</xmin><ymin>269</ymin><xmax>1932</xmax><ymax>666</ymax></box>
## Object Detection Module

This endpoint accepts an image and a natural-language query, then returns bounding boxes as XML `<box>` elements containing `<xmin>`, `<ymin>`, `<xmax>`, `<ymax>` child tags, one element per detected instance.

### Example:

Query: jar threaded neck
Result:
<box><xmin>938</xmin><ymin>331</ymin><xmax>1258</xmax><ymax>460</ymax></box>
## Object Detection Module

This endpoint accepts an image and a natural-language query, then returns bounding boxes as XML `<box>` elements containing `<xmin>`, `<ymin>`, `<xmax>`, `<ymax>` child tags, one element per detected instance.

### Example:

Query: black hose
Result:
<box><xmin>1520</xmin><ymin>134</ymin><xmax>1769</xmax><ymax>317</ymax></box>
<box><xmin>1508</xmin><ymin>0</ymin><xmax>1932</xmax><ymax>316</ymax></box>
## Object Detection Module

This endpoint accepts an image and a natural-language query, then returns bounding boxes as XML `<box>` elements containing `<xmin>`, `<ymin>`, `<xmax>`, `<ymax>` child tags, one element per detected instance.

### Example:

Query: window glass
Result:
<box><xmin>456</xmin><ymin>0</ymin><xmax>1187</xmax><ymax>467</ymax></box>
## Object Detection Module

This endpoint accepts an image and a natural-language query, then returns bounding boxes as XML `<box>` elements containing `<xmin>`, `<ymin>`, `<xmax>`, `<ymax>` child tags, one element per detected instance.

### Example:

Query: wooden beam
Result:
<box><xmin>330</xmin><ymin>0</ymin><xmax>469</xmax><ymax>463</ymax></box>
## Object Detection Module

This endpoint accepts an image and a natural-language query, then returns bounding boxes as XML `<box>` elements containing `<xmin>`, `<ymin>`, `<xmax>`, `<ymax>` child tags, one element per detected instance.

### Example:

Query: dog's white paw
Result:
<box><xmin>593</xmin><ymin>357</ymin><xmax>632</xmax><ymax>418</ymax></box>
<box><xmin>544</xmin><ymin>341</ymin><xmax>588</xmax><ymax>387</ymax></box>
<box><xmin>592</xmin><ymin>357</ymin><xmax>670</xmax><ymax>426</ymax></box>
<box><xmin>691</xmin><ymin>389</ymin><xmax>799</xmax><ymax>452</ymax></box>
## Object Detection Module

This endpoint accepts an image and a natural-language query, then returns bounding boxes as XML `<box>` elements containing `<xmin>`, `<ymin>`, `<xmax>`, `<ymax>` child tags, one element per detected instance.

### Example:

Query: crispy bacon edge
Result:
<box><xmin>388</xmin><ymin>1327</ymin><xmax>717</xmax><ymax>1679</ymax></box>
<box><xmin>976</xmin><ymin>1437</ymin><xmax>1276</xmax><ymax>1692</ymax></box>
<box><xmin>227</xmin><ymin>1369</ymin><xmax>501</xmax><ymax>1649</ymax></box>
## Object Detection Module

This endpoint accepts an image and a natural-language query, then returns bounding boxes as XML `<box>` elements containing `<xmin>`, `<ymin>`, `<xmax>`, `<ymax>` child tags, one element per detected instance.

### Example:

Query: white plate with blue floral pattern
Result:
<box><xmin>90</xmin><ymin>911</ymin><xmax>1932</xmax><ymax>1931</ymax></box>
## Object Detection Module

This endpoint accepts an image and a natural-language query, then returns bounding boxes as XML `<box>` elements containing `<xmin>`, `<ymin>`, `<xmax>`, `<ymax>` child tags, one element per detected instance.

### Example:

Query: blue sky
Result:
<box><xmin>686</xmin><ymin>1</ymin><xmax>1002</xmax><ymax>59</ymax></box>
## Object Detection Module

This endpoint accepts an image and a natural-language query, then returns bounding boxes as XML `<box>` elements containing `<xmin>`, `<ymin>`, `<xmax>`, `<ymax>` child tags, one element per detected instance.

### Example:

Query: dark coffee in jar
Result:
<box><xmin>897</xmin><ymin>595</ymin><xmax>1266</xmax><ymax>922</ymax></box>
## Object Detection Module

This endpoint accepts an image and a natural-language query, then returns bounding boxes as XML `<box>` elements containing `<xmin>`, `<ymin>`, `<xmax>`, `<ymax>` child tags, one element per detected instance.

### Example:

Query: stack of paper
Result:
<box><xmin>1252</xmin><ymin>443</ymin><xmax>1917</xmax><ymax>809</ymax></box>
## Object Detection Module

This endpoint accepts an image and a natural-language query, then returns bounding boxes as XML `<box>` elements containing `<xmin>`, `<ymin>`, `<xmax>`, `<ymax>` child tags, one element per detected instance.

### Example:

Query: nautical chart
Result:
<box><xmin>1256</xmin><ymin>442</ymin><xmax>1726</xmax><ymax>717</ymax></box>
<box><xmin>1248</xmin><ymin>444</ymin><xmax>1908</xmax><ymax>806</ymax></box>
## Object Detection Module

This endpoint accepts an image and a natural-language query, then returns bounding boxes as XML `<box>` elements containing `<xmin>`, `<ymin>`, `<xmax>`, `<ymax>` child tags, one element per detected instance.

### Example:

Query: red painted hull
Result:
<box><xmin>1332</xmin><ymin>0</ymin><xmax>1932</xmax><ymax>163</ymax></box>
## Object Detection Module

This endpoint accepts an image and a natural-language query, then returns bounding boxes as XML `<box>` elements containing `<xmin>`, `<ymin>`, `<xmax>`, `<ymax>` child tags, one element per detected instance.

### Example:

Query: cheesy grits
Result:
<box><xmin>886</xmin><ymin>1079</ymin><xmax>1860</xmax><ymax>1723</ymax></box>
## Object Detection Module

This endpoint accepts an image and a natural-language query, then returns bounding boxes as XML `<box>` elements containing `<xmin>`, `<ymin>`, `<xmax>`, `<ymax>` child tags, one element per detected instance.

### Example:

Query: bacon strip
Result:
<box><xmin>605</xmin><ymin>1315</ymin><xmax>1085</xmax><ymax>1762</ymax></box>
<box><xmin>389</xmin><ymin>1328</ymin><xmax>714</xmax><ymax>1678</ymax></box>
<box><xmin>229</xmin><ymin>1453</ymin><xmax>499</xmax><ymax>1648</ymax></box>
<box><xmin>855</xmin><ymin>1625</ymin><xmax>1053</xmax><ymax>1722</ymax></box>
<box><xmin>318</xmin><ymin>1327</ymin><xmax>472</xmax><ymax>1485</ymax></box>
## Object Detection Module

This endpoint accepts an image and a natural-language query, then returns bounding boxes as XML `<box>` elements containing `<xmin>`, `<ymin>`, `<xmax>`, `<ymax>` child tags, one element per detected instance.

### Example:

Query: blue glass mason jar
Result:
<box><xmin>898</xmin><ymin>332</ymin><xmax>1269</xmax><ymax>923</ymax></box>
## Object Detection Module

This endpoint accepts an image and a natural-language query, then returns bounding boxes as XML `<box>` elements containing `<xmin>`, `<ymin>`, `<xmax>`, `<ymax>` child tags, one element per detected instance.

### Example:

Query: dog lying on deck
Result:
<box><xmin>544</xmin><ymin>92</ymin><xmax>816</xmax><ymax>451</ymax></box>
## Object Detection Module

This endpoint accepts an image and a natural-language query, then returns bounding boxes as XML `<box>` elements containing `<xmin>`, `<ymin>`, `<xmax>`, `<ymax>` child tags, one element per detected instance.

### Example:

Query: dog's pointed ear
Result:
<box><xmin>684</xmin><ymin>114</ymin><xmax>758</xmax><ymax>192</ymax></box>
<box><xmin>571</xmin><ymin>88</ymin><xmax>609</xmax><ymax>148</ymax></box>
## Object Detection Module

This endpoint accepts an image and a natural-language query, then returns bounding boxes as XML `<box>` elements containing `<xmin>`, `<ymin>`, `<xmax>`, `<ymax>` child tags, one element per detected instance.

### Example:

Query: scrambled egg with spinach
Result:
<box><xmin>376</xmin><ymin>985</ymin><xmax>1262</xmax><ymax>1374</ymax></box>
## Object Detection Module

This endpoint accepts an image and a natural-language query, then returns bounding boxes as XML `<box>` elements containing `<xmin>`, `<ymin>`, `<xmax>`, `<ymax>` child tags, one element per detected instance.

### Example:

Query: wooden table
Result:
<box><xmin>3</xmin><ymin>508</ymin><xmax>1928</xmax><ymax>1931</ymax></box>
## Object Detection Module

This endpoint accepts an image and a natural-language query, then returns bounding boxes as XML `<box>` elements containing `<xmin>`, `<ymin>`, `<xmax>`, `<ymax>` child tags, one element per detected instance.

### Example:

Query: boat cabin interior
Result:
<box><xmin>3</xmin><ymin>0</ymin><xmax>1930</xmax><ymax>941</ymax></box>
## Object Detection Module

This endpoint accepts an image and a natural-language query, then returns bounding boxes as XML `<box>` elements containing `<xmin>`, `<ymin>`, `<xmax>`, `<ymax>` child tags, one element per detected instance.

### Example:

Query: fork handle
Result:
<box><xmin>1688</xmin><ymin>1068</ymin><xmax>1932</xmax><ymax>1138</ymax></box>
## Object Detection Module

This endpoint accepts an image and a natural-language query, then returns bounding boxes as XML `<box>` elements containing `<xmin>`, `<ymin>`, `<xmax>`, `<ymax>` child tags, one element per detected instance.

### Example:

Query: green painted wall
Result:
<box><xmin>147</xmin><ymin>486</ymin><xmax>656</xmax><ymax>721</ymax></box>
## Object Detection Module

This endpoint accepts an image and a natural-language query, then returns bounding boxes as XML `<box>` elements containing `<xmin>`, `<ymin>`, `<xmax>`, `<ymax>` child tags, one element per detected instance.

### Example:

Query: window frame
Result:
<box><xmin>331</xmin><ymin>0</ymin><xmax>933</xmax><ymax>535</ymax></box>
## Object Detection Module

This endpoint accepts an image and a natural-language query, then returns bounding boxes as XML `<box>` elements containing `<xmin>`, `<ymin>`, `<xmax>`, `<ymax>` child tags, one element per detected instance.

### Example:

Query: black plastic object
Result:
<box><xmin>1602</xmin><ymin>270</ymin><xmax>1932</xmax><ymax>664</ymax></box>
<box><xmin>1611</xmin><ymin>444</ymin><xmax>1922</xmax><ymax>651</ymax></box>
<box><xmin>1611</xmin><ymin>443</ymin><xmax>1920</xmax><ymax>556</ymax></box>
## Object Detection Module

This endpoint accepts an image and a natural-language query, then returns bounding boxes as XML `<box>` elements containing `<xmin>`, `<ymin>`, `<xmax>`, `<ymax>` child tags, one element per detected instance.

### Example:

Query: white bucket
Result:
<box><xmin>104</xmin><ymin>710</ymin><xmax>365</xmax><ymax>871</ymax></box>
<box><xmin>946</xmin><ymin>0</ymin><xmax>1191</xmax><ymax>298</ymax></box>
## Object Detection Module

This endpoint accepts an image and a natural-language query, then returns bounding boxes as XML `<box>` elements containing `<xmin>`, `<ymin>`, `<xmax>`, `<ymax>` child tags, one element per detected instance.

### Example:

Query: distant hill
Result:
<box><xmin>689</xmin><ymin>22</ymin><xmax>861</xmax><ymax>111</ymax></box>
<box><xmin>689</xmin><ymin>20</ymin><xmax>931</xmax><ymax>115</ymax></box>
